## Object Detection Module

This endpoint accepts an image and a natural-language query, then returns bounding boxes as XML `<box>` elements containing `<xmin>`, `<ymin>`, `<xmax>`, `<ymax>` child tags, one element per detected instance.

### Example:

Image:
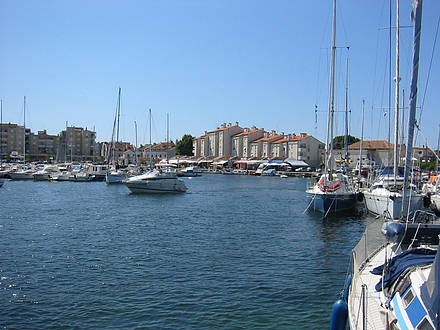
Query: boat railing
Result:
<box><xmin>352</xmin><ymin>219</ymin><xmax>386</xmax><ymax>274</ymax></box>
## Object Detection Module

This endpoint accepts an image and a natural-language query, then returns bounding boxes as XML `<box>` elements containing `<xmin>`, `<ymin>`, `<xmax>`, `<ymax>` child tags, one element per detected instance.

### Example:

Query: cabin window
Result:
<box><xmin>417</xmin><ymin>317</ymin><xmax>434</xmax><ymax>330</ymax></box>
<box><xmin>403</xmin><ymin>288</ymin><xmax>415</xmax><ymax>308</ymax></box>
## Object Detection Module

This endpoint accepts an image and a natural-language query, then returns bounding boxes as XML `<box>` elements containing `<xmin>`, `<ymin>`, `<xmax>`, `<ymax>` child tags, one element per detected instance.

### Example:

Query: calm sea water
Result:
<box><xmin>0</xmin><ymin>175</ymin><xmax>375</xmax><ymax>329</ymax></box>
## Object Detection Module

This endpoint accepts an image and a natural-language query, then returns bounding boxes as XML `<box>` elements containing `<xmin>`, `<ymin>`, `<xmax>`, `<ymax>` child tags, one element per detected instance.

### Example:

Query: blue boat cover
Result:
<box><xmin>377</xmin><ymin>166</ymin><xmax>405</xmax><ymax>176</ymax></box>
<box><xmin>371</xmin><ymin>248</ymin><xmax>437</xmax><ymax>291</ymax></box>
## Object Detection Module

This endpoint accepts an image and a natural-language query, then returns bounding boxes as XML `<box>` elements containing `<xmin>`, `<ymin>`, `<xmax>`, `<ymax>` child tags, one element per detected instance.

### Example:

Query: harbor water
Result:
<box><xmin>1</xmin><ymin>175</ymin><xmax>374</xmax><ymax>329</ymax></box>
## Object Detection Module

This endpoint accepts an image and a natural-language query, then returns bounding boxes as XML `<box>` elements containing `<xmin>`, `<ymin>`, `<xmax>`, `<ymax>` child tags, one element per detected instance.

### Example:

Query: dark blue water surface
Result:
<box><xmin>0</xmin><ymin>175</ymin><xmax>373</xmax><ymax>329</ymax></box>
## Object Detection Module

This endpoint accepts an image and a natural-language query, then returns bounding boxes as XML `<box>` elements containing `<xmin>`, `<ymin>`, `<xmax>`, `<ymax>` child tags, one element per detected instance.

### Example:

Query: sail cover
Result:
<box><xmin>371</xmin><ymin>248</ymin><xmax>437</xmax><ymax>291</ymax></box>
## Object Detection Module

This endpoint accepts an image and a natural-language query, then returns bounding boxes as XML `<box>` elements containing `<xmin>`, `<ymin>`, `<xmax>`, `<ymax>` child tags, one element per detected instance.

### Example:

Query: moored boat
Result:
<box><xmin>123</xmin><ymin>169</ymin><xmax>187</xmax><ymax>193</ymax></box>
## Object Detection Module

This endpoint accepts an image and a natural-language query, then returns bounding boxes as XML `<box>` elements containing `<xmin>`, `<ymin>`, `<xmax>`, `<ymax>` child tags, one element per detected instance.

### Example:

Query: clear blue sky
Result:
<box><xmin>1</xmin><ymin>0</ymin><xmax>439</xmax><ymax>148</ymax></box>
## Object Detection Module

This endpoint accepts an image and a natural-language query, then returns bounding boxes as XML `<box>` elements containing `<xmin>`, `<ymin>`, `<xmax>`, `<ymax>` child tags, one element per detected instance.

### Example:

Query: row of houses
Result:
<box><xmin>192</xmin><ymin>122</ymin><xmax>325</xmax><ymax>168</ymax></box>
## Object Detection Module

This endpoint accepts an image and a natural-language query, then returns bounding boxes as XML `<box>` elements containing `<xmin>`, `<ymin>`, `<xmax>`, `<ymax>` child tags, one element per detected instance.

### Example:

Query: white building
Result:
<box><xmin>232</xmin><ymin>127</ymin><xmax>265</xmax><ymax>158</ymax></box>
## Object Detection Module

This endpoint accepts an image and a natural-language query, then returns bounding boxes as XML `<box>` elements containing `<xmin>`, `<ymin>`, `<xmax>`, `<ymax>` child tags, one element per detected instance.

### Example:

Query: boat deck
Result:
<box><xmin>349</xmin><ymin>246</ymin><xmax>390</xmax><ymax>330</ymax></box>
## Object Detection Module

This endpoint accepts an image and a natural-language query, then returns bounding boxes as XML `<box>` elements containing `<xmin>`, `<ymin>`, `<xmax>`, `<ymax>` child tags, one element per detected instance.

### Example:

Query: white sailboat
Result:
<box><xmin>9</xmin><ymin>96</ymin><xmax>35</xmax><ymax>180</ymax></box>
<box><xmin>305</xmin><ymin>0</ymin><xmax>356</xmax><ymax>215</ymax></box>
<box><xmin>363</xmin><ymin>0</ymin><xmax>423</xmax><ymax>220</ymax></box>
<box><xmin>106</xmin><ymin>88</ymin><xmax>129</xmax><ymax>184</ymax></box>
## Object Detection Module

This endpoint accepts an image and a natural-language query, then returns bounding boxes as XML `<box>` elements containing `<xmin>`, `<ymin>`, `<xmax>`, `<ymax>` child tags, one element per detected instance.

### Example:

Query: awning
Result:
<box><xmin>213</xmin><ymin>160</ymin><xmax>228</xmax><ymax>165</ymax></box>
<box><xmin>284</xmin><ymin>159</ymin><xmax>309</xmax><ymax>167</ymax></box>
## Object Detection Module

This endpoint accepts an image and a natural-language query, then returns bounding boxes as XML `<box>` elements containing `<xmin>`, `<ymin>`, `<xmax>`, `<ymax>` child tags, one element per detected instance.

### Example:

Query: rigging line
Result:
<box><xmin>417</xmin><ymin>14</ymin><xmax>440</xmax><ymax>131</ymax></box>
<box><xmin>336</xmin><ymin>0</ymin><xmax>350</xmax><ymax>48</ymax></box>
<box><xmin>414</xmin><ymin>124</ymin><xmax>440</xmax><ymax>162</ymax></box>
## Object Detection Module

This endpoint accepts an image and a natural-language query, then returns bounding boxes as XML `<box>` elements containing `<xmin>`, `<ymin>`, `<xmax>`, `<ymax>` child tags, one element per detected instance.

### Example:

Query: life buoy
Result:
<box><xmin>318</xmin><ymin>178</ymin><xmax>341</xmax><ymax>192</ymax></box>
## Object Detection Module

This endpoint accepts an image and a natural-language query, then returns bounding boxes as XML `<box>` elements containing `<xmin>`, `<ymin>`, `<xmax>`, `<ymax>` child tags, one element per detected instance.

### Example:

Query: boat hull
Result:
<box><xmin>124</xmin><ymin>179</ymin><xmax>187</xmax><ymax>193</ymax></box>
<box><xmin>106</xmin><ymin>172</ymin><xmax>129</xmax><ymax>184</ymax></box>
<box><xmin>33</xmin><ymin>173</ymin><xmax>52</xmax><ymax>181</ymax></box>
<box><xmin>364</xmin><ymin>191</ymin><xmax>423</xmax><ymax>219</ymax></box>
<box><xmin>307</xmin><ymin>192</ymin><xmax>357</xmax><ymax>214</ymax></box>
<box><xmin>9</xmin><ymin>172</ymin><xmax>34</xmax><ymax>180</ymax></box>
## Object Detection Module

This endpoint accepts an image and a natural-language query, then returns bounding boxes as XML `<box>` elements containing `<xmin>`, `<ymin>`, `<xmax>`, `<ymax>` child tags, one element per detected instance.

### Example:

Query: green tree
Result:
<box><xmin>332</xmin><ymin>135</ymin><xmax>360</xmax><ymax>149</ymax></box>
<box><xmin>176</xmin><ymin>134</ymin><xmax>194</xmax><ymax>156</ymax></box>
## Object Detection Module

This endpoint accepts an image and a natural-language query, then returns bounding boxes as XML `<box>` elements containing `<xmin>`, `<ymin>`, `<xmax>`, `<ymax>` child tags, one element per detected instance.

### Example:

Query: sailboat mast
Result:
<box><xmin>345</xmin><ymin>50</ymin><xmax>349</xmax><ymax>163</ymax></box>
<box><xmin>116</xmin><ymin>87</ymin><xmax>121</xmax><ymax>143</ymax></box>
<box><xmin>149</xmin><ymin>109</ymin><xmax>152</xmax><ymax>168</ymax></box>
<box><xmin>166</xmin><ymin>113</ymin><xmax>169</xmax><ymax>163</ymax></box>
<box><xmin>402</xmin><ymin>0</ymin><xmax>423</xmax><ymax>215</ymax></box>
<box><xmin>325</xmin><ymin>0</ymin><xmax>337</xmax><ymax>176</ymax></box>
<box><xmin>393</xmin><ymin>0</ymin><xmax>400</xmax><ymax>186</ymax></box>
<box><xmin>360</xmin><ymin>100</ymin><xmax>365</xmax><ymax>179</ymax></box>
<box><xmin>400</xmin><ymin>89</ymin><xmax>406</xmax><ymax>166</ymax></box>
<box><xmin>23</xmin><ymin>96</ymin><xmax>26</xmax><ymax>166</ymax></box>
<box><xmin>134</xmin><ymin>120</ymin><xmax>138</xmax><ymax>165</ymax></box>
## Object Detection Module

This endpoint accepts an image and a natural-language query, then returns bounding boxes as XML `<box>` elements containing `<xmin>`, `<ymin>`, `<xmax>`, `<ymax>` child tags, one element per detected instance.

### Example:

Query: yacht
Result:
<box><xmin>123</xmin><ymin>169</ymin><xmax>187</xmax><ymax>193</ymax></box>
<box><xmin>9</xmin><ymin>168</ymin><xmax>36</xmax><ymax>180</ymax></box>
<box><xmin>177</xmin><ymin>166</ymin><xmax>201</xmax><ymax>177</ymax></box>
<box><xmin>105</xmin><ymin>169</ymin><xmax>129</xmax><ymax>184</ymax></box>
<box><xmin>33</xmin><ymin>165</ymin><xmax>60</xmax><ymax>181</ymax></box>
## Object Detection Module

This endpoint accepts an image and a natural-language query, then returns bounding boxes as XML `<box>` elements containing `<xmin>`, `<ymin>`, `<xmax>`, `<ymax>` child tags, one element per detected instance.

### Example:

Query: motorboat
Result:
<box><xmin>105</xmin><ymin>170</ymin><xmax>129</xmax><ymax>184</ymax></box>
<box><xmin>177</xmin><ymin>166</ymin><xmax>201</xmax><ymax>177</ymax></box>
<box><xmin>33</xmin><ymin>165</ymin><xmax>60</xmax><ymax>181</ymax></box>
<box><xmin>51</xmin><ymin>171</ymin><xmax>72</xmax><ymax>181</ymax></box>
<box><xmin>123</xmin><ymin>169</ymin><xmax>187</xmax><ymax>193</ymax></box>
<box><xmin>69</xmin><ymin>171</ymin><xmax>95</xmax><ymax>182</ymax></box>
<box><xmin>9</xmin><ymin>168</ymin><xmax>36</xmax><ymax>180</ymax></box>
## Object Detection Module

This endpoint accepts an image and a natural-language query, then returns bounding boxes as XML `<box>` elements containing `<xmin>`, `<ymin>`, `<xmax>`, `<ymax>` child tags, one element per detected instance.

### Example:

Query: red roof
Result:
<box><xmin>234</xmin><ymin>129</ymin><xmax>262</xmax><ymax>137</ymax></box>
<box><xmin>253</xmin><ymin>134</ymin><xmax>284</xmax><ymax>143</ymax></box>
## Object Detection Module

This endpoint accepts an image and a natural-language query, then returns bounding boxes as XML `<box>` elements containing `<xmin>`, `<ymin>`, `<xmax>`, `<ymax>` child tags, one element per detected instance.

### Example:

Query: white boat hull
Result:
<box><xmin>125</xmin><ymin>178</ymin><xmax>187</xmax><ymax>193</ymax></box>
<box><xmin>106</xmin><ymin>172</ymin><xmax>129</xmax><ymax>184</ymax></box>
<box><xmin>9</xmin><ymin>172</ymin><xmax>35</xmax><ymax>180</ymax></box>
<box><xmin>431</xmin><ymin>194</ymin><xmax>440</xmax><ymax>213</ymax></box>
<box><xmin>364</xmin><ymin>189</ymin><xmax>423</xmax><ymax>219</ymax></box>
<box><xmin>33</xmin><ymin>173</ymin><xmax>53</xmax><ymax>181</ymax></box>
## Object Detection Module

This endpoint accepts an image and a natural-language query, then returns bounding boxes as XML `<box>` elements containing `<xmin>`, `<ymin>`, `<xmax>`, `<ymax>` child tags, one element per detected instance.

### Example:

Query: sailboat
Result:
<box><xmin>330</xmin><ymin>3</ymin><xmax>440</xmax><ymax>330</ymax></box>
<box><xmin>363</xmin><ymin>0</ymin><xmax>423</xmax><ymax>220</ymax></box>
<box><xmin>106</xmin><ymin>88</ymin><xmax>129</xmax><ymax>184</ymax></box>
<box><xmin>124</xmin><ymin>112</ymin><xmax>187</xmax><ymax>193</ymax></box>
<box><xmin>305</xmin><ymin>0</ymin><xmax>356</xmax><ymax>215</ymax></box>
<box><xmin>9</xmin><ymin>96</ymin><xmax>35</xmax><ymax>180</ymax></box>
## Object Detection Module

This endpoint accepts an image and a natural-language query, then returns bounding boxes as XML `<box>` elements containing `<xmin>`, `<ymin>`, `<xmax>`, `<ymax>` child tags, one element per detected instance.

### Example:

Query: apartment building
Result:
<box><xmin>60</xmin><ymin>126</ymin><xmax>97</xmax><ymax>161</ymax></box>
<box><xmin>232</xmin><ymin>127</ymin><xmax>265</xmax><ymax>158</ymax></box>
<box><xmin>287</xmin><ymin>134</ymin><xmax>324</xmax><ymax>168</ymax></box>
<box><xmin>0</xmin><ymin>123</ymin><xmax>29</xmax><ymax>159</ymax></box>
<box><xmin>28</xmin><ymin>130</ymin><xmax>59</xmax><ymax>160</ymax></box>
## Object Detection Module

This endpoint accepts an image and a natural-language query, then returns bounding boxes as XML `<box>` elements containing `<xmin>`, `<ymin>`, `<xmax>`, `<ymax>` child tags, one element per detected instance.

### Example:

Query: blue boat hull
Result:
<box><xmin>310</xmin><ymin>193</ymin><xmax>357</xmax><ymax>214</ymax></box>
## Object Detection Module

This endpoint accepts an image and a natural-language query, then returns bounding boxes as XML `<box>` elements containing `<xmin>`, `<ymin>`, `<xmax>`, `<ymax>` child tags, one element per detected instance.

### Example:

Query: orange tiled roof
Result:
<box><xmin>208</xmin><ymin>127</ymin><xmax>228</xmax><ymax>134</ymax></box>
<box><xmin>272</xmin><ymin>135</ymin><xmax>310</xmax><ymax>144</ymax></box>
<box><xmin>253</xmin><ymin>134</ymin><xmax>284</xmax><ymax>143</ymax></box>
<box><xmin>234</xmin><ymin>129</ymin><xmax>262</xmax><ymax>137</ymax></box>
